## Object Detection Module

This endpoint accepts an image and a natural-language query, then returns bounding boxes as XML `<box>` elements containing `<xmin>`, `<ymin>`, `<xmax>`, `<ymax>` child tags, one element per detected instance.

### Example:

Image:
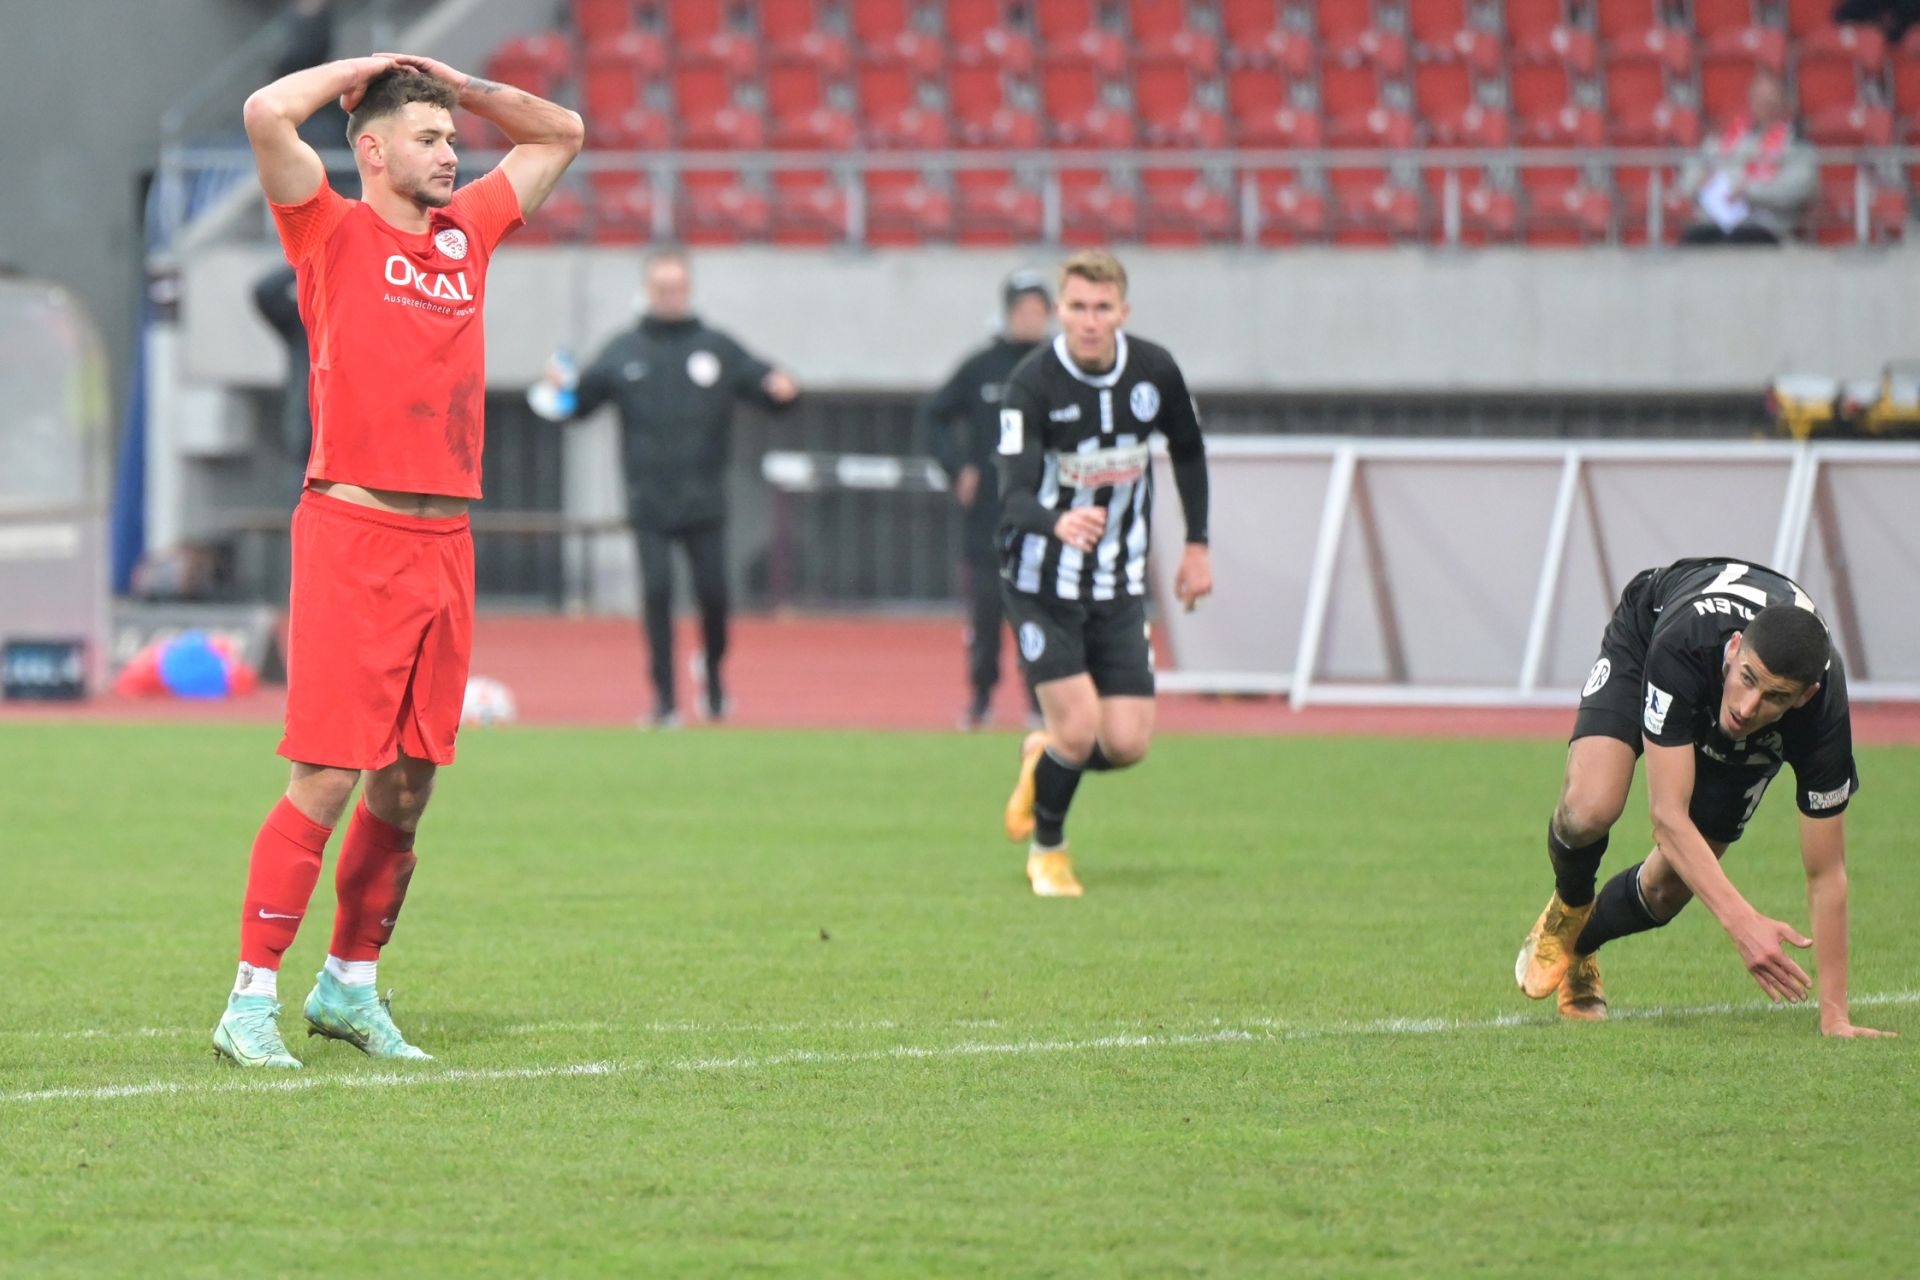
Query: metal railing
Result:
<box><xmin>150</xmin><ymin>143</ymin><xmax>1920</xmax><ymax>253</ymax></box>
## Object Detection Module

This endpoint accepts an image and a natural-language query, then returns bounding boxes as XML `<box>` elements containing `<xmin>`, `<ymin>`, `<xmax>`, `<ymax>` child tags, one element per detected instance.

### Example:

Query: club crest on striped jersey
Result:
<box><xmin>434</xmin><ymin>227</ymin><xmax>469</xmax><ymax>261</ymax></box>
<box><xmin>1019</xmin><ymin>622</ymin><xmax>1046</xmax><ymax>661</ymax></box>
<box><xmin>1129</xmin><ymin>382</ymin><xmax>1160</xmax><ymax>422</ymax></box>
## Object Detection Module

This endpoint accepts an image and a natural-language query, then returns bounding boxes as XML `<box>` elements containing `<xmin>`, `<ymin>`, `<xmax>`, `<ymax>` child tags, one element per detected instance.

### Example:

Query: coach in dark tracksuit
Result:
<box><xmin>919</xmin><ymin>271</ymin><xmax>1054</xmax><ymax>728</ymax></box>
<box><xmin>533</xmin><ymin>248</ymin><xmax>798</xmax><ymax>726</ymax></box>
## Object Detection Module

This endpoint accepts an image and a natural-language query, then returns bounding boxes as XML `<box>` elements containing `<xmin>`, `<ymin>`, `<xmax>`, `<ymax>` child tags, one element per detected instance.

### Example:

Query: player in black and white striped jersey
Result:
<box><xmin>994</xmin><ymin>250</ymin><xmax>1212</xmax><ymax>897</ymax></box>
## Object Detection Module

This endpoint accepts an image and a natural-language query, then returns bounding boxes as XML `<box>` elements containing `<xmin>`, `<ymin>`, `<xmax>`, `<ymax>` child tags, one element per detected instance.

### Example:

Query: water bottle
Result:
<box><xmin>528</xmin><ymin>346</ymin><xmax>578</xmax><ymax>420</ymax></box>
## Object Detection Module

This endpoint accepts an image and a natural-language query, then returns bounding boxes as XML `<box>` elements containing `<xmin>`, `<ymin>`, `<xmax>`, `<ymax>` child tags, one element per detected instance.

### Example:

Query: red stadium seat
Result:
<box><xmin>1319</xmin><ymin>61</ymin><xmax>1385</xmax><ymax>118</ymax></box>
<box><xmin>1226</xmin><ymin>26</ymin><xmax>1314</xmax><ymax>76</ymax></box>
<box><xmin>959</xmin><ymin>105</ymin><xmax>1044</xmax><ymax>148</ymax></box>
<box><xmin>680</xmin><ymin>106</ymin><xmax>765</xmax><ymax>150</ymax></box>
<box><xmin>1419</xmin><ymin>27</ymin><xmax>1503</xmax><ymax>75</ymax></box>
<box><xmin>1520</xmin><ymin>169</ymin><xmax>1614</xmax><ymax>244</ymax></box>
<box><xmin>1234</xmin><ymin>103</ymin><xmax>1324</xmax><ymax>147</ymax></box>
<box><xmin>1129</xmin><ymin>0</ymin><xmax>1188</xmax><ymax>40</ymax></box>
<box><xmin>1786</xmin><ymin>0</ymin><xmax>1838</xmax><ymax>35</ymax></box>
<box><xmin>863</xmin><ymin>173</ymin><xmax>954</xmax><ymax>245</ymax></box>
<box><xmin>1609</xmin><ymin>97</ymin><xmax>1700</xmax><ymax>146</ymax></box>
<box><xmin>762</xmin><ymin>0</ymin><xmax>823</xmax><ymax>45</ymax></box>
<box><xmin>573</xmin><ymin>0</ymin><xmax>634</xmax><ymax>41</ymax></box>
<box><xmin>767</xmin><ymin>63</ymin><xmax>828</xmax><ymax>117</ymax></box>
<box><xmin>1408</xmin><ymin>0</ymin><xmax>1468</xmax><ymax>46</ymax></box>
<box><xmin>680</xmin><ymin>30</ymin><xmax>760</xmax><ymax>78</ymax></box>
<box><xmin>1894</xmin><ymin>53</ymin><xmax>1920</xmax><ymax>126</ymax></box>
<box><xmin>1510</xmin><ymin>62</ymin><xmax>1574</xmax><ymax>119</ymax></box>
<box><xmin>1246</xmin><ymin>171</ymin><xmax>1328</xmax><ymax>244</ymax></box>
<box><xmin>954</xmin><ymin>27</ymin><xmax>1036</xmax><ymax>72</ymax></box>
<box><xmin>1691</xmin><ymin>0</ymin><xmax>1756</xmax><ymax>36</ymax></box>
<box><xmin>866</xmin><ymin>104</ymin><xmax>952</xmax><ymax>148</ymax></box>
<box><xmin>946</xmin><ymin>0</ymin><xmax>1006</xmax><ymax>43</ymax></box>
<box><xmin>673</xmin><ymin>64</ymin><xmax>734</xmax><ymax>118</ymax></box>
<box><xmin>1602</xmin><ymin>52</ymin><xmax>1668</xmax><ymax>124</ymax></box>
<box><xmin>1427</xmin><ymin>101</ymin><xmax>1512</xmax><ymax>147</ymax></box>
<box><xmin>1043</xmin><ymin>28</ymin><xmax>1129</xmax><ymax>77</ymax></box>
<box><xmin>1412</xmin><ymin>62</ymin><xmax>1473</xmax><ymax>123</ymax></box>
<box><xmin>856</xmin><ymin>63</ymin><xmax>914</xmax><ymax>116</ymax></box>
<box><xmin>1614</xmin><ymin>165</ymin><xmax>1692</xmax><ymax>244</ymax></box>
<box><xmin>1040</xmin><ymin>60</ymin><xmax>1103</xmax><ymax>120</ymax></box>
<box><xmin>1141</xmin><ymin>171</ymin><xmax>1237</xmax><ymax>243</ymax></box>
<box><xmin>591</xmin><ymin>178</ymin><xmax>656</xmax><ymax>245</ymax></box>
<box><xmin>1423</xmin><ymin>168</ymin><xmax>1519</xmax><ymax>244</ymax></box>
<box><xmin>1330</xmin><ymin>176</ymin><xmax>1424</xmax><ymax>246</ymax></box>
<box><xmin>1605</xmin><ymin>25</ymin><xmax>1695</xmax><ymax>76</ymax></box>
<box><xmin>452</xmin><ymin>111</ymin><xmax>507</xmax><ymax>153</ymax></box>
<box><xmin>1034</xmin><ymin>0</ymin><xmax>1099</xmax><ymax>42</ymax></box>
<box><xmin>950</xmin><ymin>65</ymin><xmax>1013</xmax><ymax>124</ymax></box>
<box><xmin>515</xmin><ymin>185</ymin><xmax>587</xmax><ymax>245</ymax></box>
<box><xmin>665</xmin><ymin>0</ymin><xmax>726</xmax><ymax>41</ymax></box>
<box><xmin>678</xmin><ymin>175</ymin><xmax>772</xmax><ymax>245</ymax></box>
<box><xmin>1796</xmin><ymin>50</ymin><xmax>1866</xmax><ymax>116</ymax></box>
<box><xmin>1134</xmin><ymin>59</ymin><xmax>1199</xmax><ymax>122</ymax></box>
<box><xmin>1700</xmin><ymin>52</ymin><xmax>1765</xmax><ymax>124</ymax></box>
<box><xmin>1701</xmin><ymin>26</ymin><xmax>1787</xmax><ymax>74</ymax></box>
<box><xmin>1059</xmin><ymin>171</ymin><xmax>1141</xmax><ymax>245</ymax></box>
<box><xmin>955</xmin><ymin>173</ymin><xmax>1045</xmax><ymax>244</ymax></box>
<box><xmin>770</xmin><ymin>107</ymin><xmax>859</xmax><ymax>151</ymax></box>
<box><xmin>484</xmin><ymin>33</ymin><xmax>572</xmax><ymax>102</ymax></box>
<box><xmin>1510</xmin><ymin>20</ymin><xmax>1597</xmax><ymax>79</ymax></box>
<box><xmin>1592</xmin><ymin>0</ymin><xmax>1662</xmax><ymax>43</ymax></box>
<box><xmin>585</xmin><ymin>106</ymin><xmax>671</xmax><ymax>156</ymax></box>
<box><xmin>1222</xmin><ymin>0</ymin><xmax>1285</xmax><ymax>49</ymax></box>
<box><xmin>1519</xmin><ymin>104</ymin><xmax>1605</xmax><ymax>146</ymax></box>
<box><xmin>770</xmin><ymin>30</ymin><xmax>852</xmax><ymax>78</ymax></box>
<box><xmin>1322</xmin><ymin>28</ymin><xmax>1409</xmax><ymax>77</ymax></box>
<box><xmin>583</xmin><ymin>31</ymin><xmax>667</xmax><ymax>120</ymax></box>
<box><xmin>1806</xmin><ymin>103</ymin><xmax>1895</xmax><ymax>145</ymax></box>
<box><xmin>771</xmin><ymin>172</ymin><xmax>850</xmax><ymax>246</ymax></box>
<box><xmin>1325</xmin><ymin>105</ymin><xmax>1415</xmax><ymax>149</ymax></box>
<box><xmin>1505</xmin><ymin>0</ymin><xmax>1568</xmax><ymax>48</ymax></box>
<box><xmin>1314</xmin><ymin>0</ymin><xmax>1372</xmax><ymax>44</ymax></box>
<box><xmin>1227</xmin><ymin>66</ymin><xmax>1291</xmax><ymax>120</ymax></box>
<box><xmin>850</xmin><ymin>0</ymin><xmax>911</xmax><ymax>43</ymax></box>
<box><xmin>1145</xmin><ymin>104</ymin><xmax>1229</xmax><ymax>148</ymax></box>
<box><xmin>862</xmin><ymin>27</ymin><xmax>945</xmax><ymax>74</ymax></box>
<box><xmin>1054</xmin><ymin>105</ymin><xmax>1138</xmax><ymax>148</ymax></box>
<box><xmin>1136</xmin><ymin>28</ymin><xmax>1222</xmax><ymax>76</ymax></box>
<box><xmin>1808</xmin><ymin>165</ymin><xmax>1907</xmax><ymax>244</ymax></box>
<box><xmin>1798</xmin><ymin>23</ymin><xmax>1887</xmax><ymax>73</ymax></box>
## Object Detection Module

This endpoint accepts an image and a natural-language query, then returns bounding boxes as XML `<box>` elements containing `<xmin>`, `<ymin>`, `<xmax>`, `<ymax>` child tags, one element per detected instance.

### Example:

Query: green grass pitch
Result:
<box><xmin>1</xmin><ymin>723</ymin><xmax>1915</xmax><ymax>1277</ymax></box>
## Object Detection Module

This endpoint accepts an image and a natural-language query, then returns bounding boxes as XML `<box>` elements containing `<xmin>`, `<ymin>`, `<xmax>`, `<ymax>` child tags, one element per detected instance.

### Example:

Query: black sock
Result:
<box><xmin>1548</xmin><ymin>824</ymin><xmax>1608</xmax><ymax>908</ymax></box>
<box><xmin>1574</xmin><ymin>861</ymin><xmax>1665</xmax><ymax>954</ymax></box>
<box><xmin>1084</xmin><ymin>743</ymin><xmax>1115</xmax><ymax>772</ymax></box>
<box><xmin>1032</xmin><ymin>749</ymin><xmax>1084</xmax><ymax>847</ymax></box>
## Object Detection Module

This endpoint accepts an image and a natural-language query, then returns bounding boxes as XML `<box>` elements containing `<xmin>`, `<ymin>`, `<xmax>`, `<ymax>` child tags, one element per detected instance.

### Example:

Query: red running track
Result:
<box><xmin>5</xmin><ymin>614</ymin><xmax>1919</xmax><ymax>743</ymax></box>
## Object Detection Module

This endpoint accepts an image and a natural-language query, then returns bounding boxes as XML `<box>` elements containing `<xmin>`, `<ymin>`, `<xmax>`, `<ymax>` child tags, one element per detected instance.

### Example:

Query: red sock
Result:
<box><xmin>329</xmin><ymin>799</ymin><xmax>419</xmax><ymax>962</ymax></box>
<box><xmin>238</xmin><ymin>797</ymin><xmax>332</xmax><ymax>969</ymax></box>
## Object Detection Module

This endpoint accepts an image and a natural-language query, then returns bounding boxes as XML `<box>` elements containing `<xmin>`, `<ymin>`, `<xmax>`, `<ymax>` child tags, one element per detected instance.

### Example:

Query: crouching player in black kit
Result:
<box><xmin>1516</xmin><ymin>557</ymin><xmax>1893</xmax><ymax>1037</ymax></box>
<box><xmin>996</xmin><ymin>251</ymin><xmax>1212</xmax><ymax>897</ymax></box>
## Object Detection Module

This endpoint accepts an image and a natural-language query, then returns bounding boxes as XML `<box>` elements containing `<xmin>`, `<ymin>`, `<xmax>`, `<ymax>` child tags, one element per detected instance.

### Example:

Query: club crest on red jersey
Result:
<box><xmin>434</xmin><ymin>227</ymin><xmax>469</xmax><ymax>260</ymax></box>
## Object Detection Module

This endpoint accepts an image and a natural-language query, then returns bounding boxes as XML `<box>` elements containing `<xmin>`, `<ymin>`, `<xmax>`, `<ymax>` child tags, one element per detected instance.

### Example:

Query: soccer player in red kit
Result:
<box><xmin>211</xmin><ymin>54</ymin><xmax>581</xmax><ymax>1068</ymax></box>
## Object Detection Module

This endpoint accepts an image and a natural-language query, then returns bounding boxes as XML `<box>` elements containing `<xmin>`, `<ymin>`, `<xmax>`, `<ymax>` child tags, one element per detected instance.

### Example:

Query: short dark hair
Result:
<box><xmin>643</xmin><ymin>246</ymin><xmax>690</xmax><ymax>274</ymax></box>
<box><xmin>1742</xmin><ymin>605</ymin><xmax>1829</xmax><ymax>688</ymax></box>
<box><xmin>346</xmin><ymin>70</ymin><xmax>458</xmax><ymax>146</ymax></box>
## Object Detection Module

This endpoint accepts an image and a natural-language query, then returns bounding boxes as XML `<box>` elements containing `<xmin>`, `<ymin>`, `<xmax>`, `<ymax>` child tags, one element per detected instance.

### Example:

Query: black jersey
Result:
<box><xmin>994</xmin><ymin>331</ymin><xmax>1208</xmax><ymax>602</ymax></box>
<box><xmin>1635</xmin><ymin>557</ymin><xmax>1857</xmax><ymax>819</ymax></box>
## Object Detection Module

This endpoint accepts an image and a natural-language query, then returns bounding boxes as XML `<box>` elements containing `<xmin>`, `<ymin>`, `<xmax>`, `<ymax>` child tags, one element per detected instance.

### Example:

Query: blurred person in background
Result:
<box><xmin>920</xmin><ymin>270</ymin><xmax>1053</xmax><ymax>731</ymax></box>
<box><xmin>251</xmin><ymin>263</ymin><xmax>311</xmax><ymax>469</ymax></box>
<box><xmin>211</xmin><ymin>52</ymin><xmax>582</xmax><ymax>1070</ymax></box>
<box><xmin>1678</xmin><ymin>70</ymin><xmax>1815</xmax><ymax>245</ymax></box>
<box><xmin>530</xmin><ymin>248</ymin><xmax>798</xmax><ymax>727</ymax></box>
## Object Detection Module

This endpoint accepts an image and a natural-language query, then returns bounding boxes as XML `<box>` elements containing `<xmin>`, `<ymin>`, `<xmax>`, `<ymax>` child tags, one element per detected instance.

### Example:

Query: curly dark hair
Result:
<box><xmin>1743</xmin><ymin>605</ymin><xmax>1830</xmax><ymax>689</ymax></box>
<box><xmin>346</xmin><ymin>69</ymin><xmax>458</xmax><ymax>145</ymax></box>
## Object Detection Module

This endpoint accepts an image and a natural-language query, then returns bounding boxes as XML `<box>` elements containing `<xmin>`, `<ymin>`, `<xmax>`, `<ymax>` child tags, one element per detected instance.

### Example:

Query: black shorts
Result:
<box><xmin>1000</xmin><ymin>584</ymin><xmax>1155</xmax><ymax>698</ymax></box>
<box><xmin>1570</xmin><ymin>566</ymin><xmax>1773</xmax><ymax>844</ymax></box>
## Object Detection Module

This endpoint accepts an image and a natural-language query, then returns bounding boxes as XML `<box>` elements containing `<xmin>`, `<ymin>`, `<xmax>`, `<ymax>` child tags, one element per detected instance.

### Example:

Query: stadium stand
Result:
<box><xmin>503</xmin><ymin>0</ymin><xmax>1911</xmax><ymax>247</ymax></box>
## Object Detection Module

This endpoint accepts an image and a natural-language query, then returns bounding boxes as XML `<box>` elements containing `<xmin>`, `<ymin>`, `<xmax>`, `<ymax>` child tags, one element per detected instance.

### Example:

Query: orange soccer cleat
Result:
<box><xmin>1515</xmin><ymin>892</ymin><xmax>1596</xmax><ymax>1000</ymax></box>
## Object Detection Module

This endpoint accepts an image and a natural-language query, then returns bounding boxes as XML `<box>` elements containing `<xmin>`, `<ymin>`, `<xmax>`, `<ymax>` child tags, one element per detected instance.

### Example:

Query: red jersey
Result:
<box><xmin>269</xmin><ymin>169</ymin><xmax>525</xmax><ymax>499</ymax></box>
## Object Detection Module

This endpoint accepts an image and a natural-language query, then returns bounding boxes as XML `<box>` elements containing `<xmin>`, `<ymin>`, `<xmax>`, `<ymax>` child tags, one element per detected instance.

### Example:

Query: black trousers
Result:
<box><xmin>635</xmin><ymin>520</ymin><xmax>728</xmax><ymax>714</ymax></box>
<box><xmin>1679</xmin><ymin>222</ymin><xmax>1782</xmax><ymax>245</ymax></box>
<box><xmin>964</xmin><ymin>548</ymin><xmax>1005</xmax><ymax>702</ymax></box>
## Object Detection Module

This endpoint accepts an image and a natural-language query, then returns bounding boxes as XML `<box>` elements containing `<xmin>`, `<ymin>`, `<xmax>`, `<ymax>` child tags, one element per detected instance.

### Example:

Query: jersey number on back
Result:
<box><xmin>1705</xmin><ymin>563</ymin><xmax>1814</xmax><ymax>613</ymax></box>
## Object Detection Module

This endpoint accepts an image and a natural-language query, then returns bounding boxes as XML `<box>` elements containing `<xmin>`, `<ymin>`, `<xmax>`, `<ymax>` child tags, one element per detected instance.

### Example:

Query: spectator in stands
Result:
<box><xmin>529</xmin><ymin>248</ymin><xmax>798</xmax><ymax>727</ymax></box>
<box><xmin>1678</xmin><ymin>71</ymin><xmax>1816</xmax><ymax>246</ymax></box>
<box><xmin>1834</xmin><ymin>0</ymin><xmax>1920</xmax><ymax>43</ymax></box>
<box><xmin>920</xmin><ymin>271</ymin><xmax>1053</xmax><ymax>730</ymax></box>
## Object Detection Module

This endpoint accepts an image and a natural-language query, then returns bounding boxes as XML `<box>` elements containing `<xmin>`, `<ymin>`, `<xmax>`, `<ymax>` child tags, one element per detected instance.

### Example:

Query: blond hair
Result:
<box><xmin>1058</xmin><ymin>249</ymin><xmax>1128</xmax><ymax>298</ymax></box>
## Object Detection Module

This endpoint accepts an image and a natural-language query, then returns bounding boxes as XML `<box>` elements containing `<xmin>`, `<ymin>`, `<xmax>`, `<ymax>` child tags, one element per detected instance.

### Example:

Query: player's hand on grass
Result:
<box><xmin>1175</xmin><ymin>544</ymin><xmax>1213</xmax><ymax>612</ymax></box>
<box><xmin>1820</xmin><ymin>1018</ymin><xmax>1897</xmax><ymax>1039</ymax></box>
<box><xmin>1728</xmin><ymin>911</ymin><xmax>1812</xmax><ymax>1003</ymax></box>
<box><xmin>337</xmin><ymin>56</ymin><xmax>399</xmax><ymax>112</ymax></box>
<box><xmin>1053</xmin><ymin>508</ymin><xmax>1106</xmax><ymax>553</ymax></box>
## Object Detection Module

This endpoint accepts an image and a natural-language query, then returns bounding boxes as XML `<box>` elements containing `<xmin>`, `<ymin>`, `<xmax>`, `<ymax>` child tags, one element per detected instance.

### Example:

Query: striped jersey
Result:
<box><xmin>994</xmin><ymin>331</ymin><xmax>1206</xmax><ymax>602</ymax></box>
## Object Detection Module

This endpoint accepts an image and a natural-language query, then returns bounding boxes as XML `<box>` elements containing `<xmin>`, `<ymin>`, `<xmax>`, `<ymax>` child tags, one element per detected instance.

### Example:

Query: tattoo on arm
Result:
<box><xmin>465</xmin><ymin>77</ymin><xmax>504</xmax><ymax>95</ymax></box>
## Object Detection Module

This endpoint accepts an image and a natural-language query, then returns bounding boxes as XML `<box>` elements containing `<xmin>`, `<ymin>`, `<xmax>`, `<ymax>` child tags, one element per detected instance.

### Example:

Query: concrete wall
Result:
<box><xmin>182</xmin><ymin>241</ymin><xmax>1920</xmax><ymax>395</ymax></box>
<box><xmin>0</xmin><ymin>0</ymin><xmax>273</xmax><ymax>422</ymax></box>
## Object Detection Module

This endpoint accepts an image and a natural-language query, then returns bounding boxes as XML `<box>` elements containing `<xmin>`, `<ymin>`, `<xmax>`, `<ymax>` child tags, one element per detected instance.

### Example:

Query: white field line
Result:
<box><xmin>3</xmin><ymin>990</ymin><xmax>1913</xmax><ymax>1108</ymax></box>
<box><xmin>0</xmin><ymin>1015</ymin><xmax>933</xmax><ymax>1044</ymax></box>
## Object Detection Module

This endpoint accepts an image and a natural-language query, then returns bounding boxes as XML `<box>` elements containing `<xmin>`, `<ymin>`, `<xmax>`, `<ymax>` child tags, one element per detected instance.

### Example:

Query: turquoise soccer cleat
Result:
<box><xmin>302</xmin><ymin>970</ymin><xmax>434</xmax><ymax>1061</ymax></box>
<box><xmin>212</xmin><ymin>994</ymin><xmax>303</xmax><ymax>1069</ymax></box>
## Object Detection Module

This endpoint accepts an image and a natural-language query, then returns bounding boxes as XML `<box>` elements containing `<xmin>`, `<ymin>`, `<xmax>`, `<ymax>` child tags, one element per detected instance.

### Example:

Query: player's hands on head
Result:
<box><xmin>1175</xmin><ymin>544</ymin><xmax>1213</xmax><ymax>612</ymax></box>
<box><xmin>1053</xmin><ymin>508</ymin><xmax>1106</xmax><ymax>553</ymax></box>
<box><xmin>1729</xmin><ymin>911</ymin><xmax>1812</xmax><ymax>1004</ymax></box>
<box><xmin>338</xmin><ymin>55</ymin><xmax>399</xmax><ymax>112</ymax></box>
<box><xmin>372</xmin><ymin>52</ymin><xmax>470</xmax><ymax>90</ymax></box>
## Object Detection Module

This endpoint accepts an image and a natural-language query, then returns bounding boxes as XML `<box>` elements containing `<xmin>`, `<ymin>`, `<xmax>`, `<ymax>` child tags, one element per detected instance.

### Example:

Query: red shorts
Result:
<box><xmin>279</xmin><ymin>491</ymin><xmax>474</xmax><ymax>770</ymax></box>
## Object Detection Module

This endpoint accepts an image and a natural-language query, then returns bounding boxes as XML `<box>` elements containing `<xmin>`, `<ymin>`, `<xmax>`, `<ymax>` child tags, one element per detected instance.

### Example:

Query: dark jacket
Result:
<box><xmin>572</xmin><ymin>313</ymin><xmax>783</xmax><ymax>530</ymax></box>
<box><xmin>918</xmin><ymin>335</ymin><xmax>1045</xmax><ymax>554</ymax></box>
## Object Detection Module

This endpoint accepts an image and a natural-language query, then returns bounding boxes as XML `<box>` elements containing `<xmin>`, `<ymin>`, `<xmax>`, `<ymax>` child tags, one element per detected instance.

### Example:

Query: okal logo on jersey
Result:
<box><xmin>384</xmin><ymin>255</ymin><xmax>472</xmax><ymax>301</ymax></box>
<box><xmin>434</xmin><ymin>227</ymin><xmax>469</xmax><ymax>260</ymax></box>
<box><xmin>1130</xmin><ymin>382</ymin><xmax>1161</xmax><ymax>422</ymax></box>
<box><xmin>1019</xmin><ymin>622</ymin><xmax>1046</xmax><ymax>662</ymax></box>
